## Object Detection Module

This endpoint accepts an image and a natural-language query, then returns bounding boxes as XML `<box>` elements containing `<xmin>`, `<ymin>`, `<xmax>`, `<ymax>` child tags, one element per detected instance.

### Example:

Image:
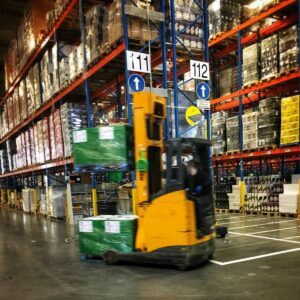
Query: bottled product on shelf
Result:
<box><xmin>208</xmin><ymin>0</ymin><xmax>241</xmax><ymax>38</ymax></box>
<box><xmin>243</xmin><ymin>43</ymin><xmax>260</xmax><ymax>86</ymax></box>
<box><xmin>214</xmin><ymin>176</ymin><xmax>236</xmax><ymax>209</ymax></box>
<box><xmin>219</xmin><ymin>66</ymin><xmax>238</xmax><ymax>97</ymax></box>
<box><xmin>211</xmin><ymin>111</ymin><xmax>227</xmax><ymax>155</ymax></box>
<box><xmin>242</xmin><ymin>111</ymin><xmax>258</xmax><ymax>151</ymax></box>
<box><xmin>258</xmin><ymin>97</ymin><xmax>280</xmax><ymax>148</ymax></box>
<box><xmin>226</xmin><ymin>116</ymin><xmax>239</xmax><ymax>152</ymax></box>
<box><xmin>280</xmin><ymin>95</ymin><xmax>299</xmax><ymax>145</ymax></box>
<box><xmin>261</xmin><ymin>35</ymin><xmax>278</xmax><ymax>80</ymax></box>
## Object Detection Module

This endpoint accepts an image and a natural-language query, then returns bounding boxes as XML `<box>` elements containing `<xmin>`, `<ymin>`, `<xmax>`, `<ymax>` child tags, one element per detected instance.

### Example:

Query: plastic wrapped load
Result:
<box><xmin>261</xmin><ymin>35</ymin><xmax>278</xmax><ymax>80</ymax></box>
<box><xmin>209</xmin><ymin>0</ymin><xmax>241</xmax><ymax>38</ymax></box>
<box><xmin>71</xmin><ymin>125</ymin><xmax>134</xmax><ymax>169</ymax></box>
<box><xmin>22</xmin><ymin>189</ymin><xmax>35</xmax><ymax>213</ymax></box>
<box><xmin>48</xmin><ymin>186</ymin><xmax>66</xmax><ymax>218</ymax></box>
<box><xmin>211</xmin><ymin>111</ymin><xmax>227</xmax><ymax>155</ymax></box>
<box><xmin>226</xmin><ymin>116</ymin><xmax>239</xmax><ymax>152</ymax></box>
<box><xmin>280</xmin><ymin>95</ymin><xmax>299</xmax><ymax>145</ymax></box>
<box><xmin>243</xmin><ymin>43</ymin><xmax>260</xmax><ymax>86</ymax></box>
<box><xmin>279</xmin><ymin>184</ymin><xmax>299</xmax><ymax>214</ymax></box>
<box><xmin>258</xmin><ymin>97</ymin><xmax>280</xmax><ymax>147</ymax></box>
<box><xmin>242</xmin><ymin>111</ymin><xmax>258</xmax><ymax>150</ymax></box>
<box><xmin>279</xmin><ymin>25</ymin><xmax>298</xmax><ymax>73</ymax></box>
<box><xmin>78</xmin><ymin>215</ymin><xmax>137</xmax><ymax>256</ymax></box>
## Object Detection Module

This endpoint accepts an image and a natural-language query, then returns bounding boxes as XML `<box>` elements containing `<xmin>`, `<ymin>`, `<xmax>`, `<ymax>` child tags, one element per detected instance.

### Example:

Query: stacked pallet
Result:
<box><xmin>242</xmin><ymin>111</ymin><xmax>258</xmax><ymax>150</ymax></box>
<box><xmin>211</xmin><ymin>112</ymin><xmax>227</xmax><ymax>155</ymax></box>
<box><xmin>226</xmin><ymin>116</ymin><xmax>239</xmax><ymax>152</ymax></box>
<box><xmin>208</xmin><ymin>0</ymin><xmax>241</xmax><ymax>39</ymax></box>
<box><xmin>258</xmin><ymin>97</ymin><xmax>280</xmax><ymax>148</ymax></box>
<box><xmin>243</xmin><ymin>43</ymin><xmax>260</xmax><ymax>86</ymax></box>
<box><xmin>279</xmin><ymin>184</ymin><xmax>299</xmax><ymax>214</ymax></box>
<box><xmin>280</xmin><ymin>95</ymin><xmax>299</xmax><ymax>145</ymax></box>
<box><xmin>261</xmin><ymin>35</ymin><xmax>278</xmax><ymax>80</ymax></box>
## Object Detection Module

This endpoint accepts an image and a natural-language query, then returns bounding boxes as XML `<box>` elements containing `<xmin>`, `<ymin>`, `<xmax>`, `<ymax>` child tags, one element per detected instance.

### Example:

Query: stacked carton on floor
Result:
<box><xmin>279</xmin><ymin>184</ymin><xmax>299</xmax><ymax>214</ymax></box>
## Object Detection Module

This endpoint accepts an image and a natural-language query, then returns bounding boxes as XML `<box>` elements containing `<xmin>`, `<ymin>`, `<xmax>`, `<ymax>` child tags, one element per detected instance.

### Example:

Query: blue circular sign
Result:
<box><xmin>128</xmin><ymin>74</ymin><xmax>145</xmax><ymax>93</ymax></box>
<box><xmin>196</xmin><ymin>82</ymin><xmax>210</xmax><ymax>100</ymax></box>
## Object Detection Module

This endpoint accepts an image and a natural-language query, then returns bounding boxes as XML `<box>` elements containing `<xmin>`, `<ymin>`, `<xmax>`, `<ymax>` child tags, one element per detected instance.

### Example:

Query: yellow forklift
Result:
<box><xmin>102</xmin><ymin>91</ymin><xmax>224</xmax><ymax>269</ymax></box>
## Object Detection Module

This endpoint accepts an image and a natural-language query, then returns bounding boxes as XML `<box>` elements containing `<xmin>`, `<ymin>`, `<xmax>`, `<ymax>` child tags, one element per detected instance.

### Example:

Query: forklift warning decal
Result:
<box><xmin>185</xmin><ymin>106</ymin><xmax>201</xmax><ymax>126</ymax></box>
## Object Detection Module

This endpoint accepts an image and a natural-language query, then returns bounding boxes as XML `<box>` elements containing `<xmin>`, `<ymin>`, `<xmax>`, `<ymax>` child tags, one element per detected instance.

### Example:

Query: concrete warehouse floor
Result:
<box><xmin>0</xmin><ymin>209</ymin><xmax>300</xmax><ymax>300</ymax></box>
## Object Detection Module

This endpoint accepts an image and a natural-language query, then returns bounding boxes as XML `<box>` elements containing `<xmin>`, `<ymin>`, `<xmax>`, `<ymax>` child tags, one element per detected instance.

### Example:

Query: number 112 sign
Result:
<box><xmin>190</xmin><ymin>60</ymin><xmax>210</xmax><ymax>80</ymax></box>
<box><xmin>126</xmin><ymin>50</ymin><xmax>151</xmax><ymax>73</ymax></box>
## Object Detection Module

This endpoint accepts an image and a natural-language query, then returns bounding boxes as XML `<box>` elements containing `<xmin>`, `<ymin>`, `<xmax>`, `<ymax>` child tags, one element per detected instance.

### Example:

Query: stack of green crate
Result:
<box><xmin>78</xmin><ymin>215</ymin><xmax>138</xmax><ymax>256</ymax></box>
<box><xmin>71</xmin><ymin>125</ymin><xmax>134</xmax><ymax>169</ymax></box>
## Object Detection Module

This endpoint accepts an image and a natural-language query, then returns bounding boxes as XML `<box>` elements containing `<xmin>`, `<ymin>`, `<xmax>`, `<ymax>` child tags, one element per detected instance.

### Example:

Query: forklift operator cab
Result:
<box><xmin>125</xmin><ymin>91</ymin><xmax>215</xmax><ymax>269</ymax></box>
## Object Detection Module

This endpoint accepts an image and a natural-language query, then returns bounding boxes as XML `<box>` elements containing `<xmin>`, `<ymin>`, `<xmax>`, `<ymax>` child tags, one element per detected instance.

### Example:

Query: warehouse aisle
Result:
<box><xmin>1</xmin><ymin>209</ymin><xmax>300</xmax><ymax>300</ymax></box>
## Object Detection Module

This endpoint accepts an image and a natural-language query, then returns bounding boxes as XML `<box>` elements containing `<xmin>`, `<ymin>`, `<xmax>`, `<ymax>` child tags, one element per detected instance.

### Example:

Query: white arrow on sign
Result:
<box><xmin>200</xmin><ymin>85</ymin><xmax>206</xmax><ymax>98</ymax></box>
<box><xmin>133</xmin><ymin>77</ymin><xmax>140</xmax><ymax>90</ymax></box>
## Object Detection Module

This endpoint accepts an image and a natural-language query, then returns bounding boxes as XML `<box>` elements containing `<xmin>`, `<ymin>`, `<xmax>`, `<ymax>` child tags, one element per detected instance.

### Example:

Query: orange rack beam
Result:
<box><xmin>0</xmin><ymin>43</ymin><xmax>125</xmax><ymax>145</ymax></box>
<box><xmin>212</xmin><ymin>146</ymin><xmax>300</xmax><ymax>163</ymax></box>
<box><xmin>0</xmin><ymin>158</ymin><xmax>74</xmax><ymax>178</ymax></box>
<box><xmin>209</xmin><ymin>0</ymin><xmax>296</xmax><ymax>47</ymax></box>
<box><xmin>0</xmin><ymin>0</ymin><xmax>78</xmax><ymax>107</ymax></box>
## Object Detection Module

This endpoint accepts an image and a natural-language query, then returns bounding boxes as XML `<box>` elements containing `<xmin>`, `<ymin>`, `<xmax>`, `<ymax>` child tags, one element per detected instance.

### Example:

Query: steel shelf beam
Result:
<box><xmin>0</xmin><ymin>43</ymin><xmax>125</xmax><ymax>145</ymax></box>
<box><xmin>0</xmin><ymin>158</ymin><xmax>74</xmax><ymax>179</ymax></box>
<box><xmin>0</xmin><ymin>0</ymin><xmax>78</xmax><ymax>107</ymax></box>
<box><xmin>213</xmin><ymin>12</ymin><xmax>298</xmax><ymax>59</ymax></box>
<box><xmin>212</xmin><ymin>146</ymin><xmax>300</xmax><ymax>163</ymax></box>
<box><xmin>211</xmin><ymin>71</ymin><xmax>300</xmax><ymax>106</ymax></box>
<box><xmin>209</xmin><ymin>0</ymin><xmax>296</xmax><ymax>47</ymax></box>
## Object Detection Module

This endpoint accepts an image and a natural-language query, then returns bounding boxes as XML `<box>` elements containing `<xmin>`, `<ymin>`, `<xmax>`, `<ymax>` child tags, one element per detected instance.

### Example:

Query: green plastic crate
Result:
<box><xmin>78</xmin><ymin>215</ymin><xmax>138</xmax><ymax>256</ymax></box>
<box><xmin>71</xmin><ymin>125</ymin><xmax>134</xmax><ymax>169</ymax></box>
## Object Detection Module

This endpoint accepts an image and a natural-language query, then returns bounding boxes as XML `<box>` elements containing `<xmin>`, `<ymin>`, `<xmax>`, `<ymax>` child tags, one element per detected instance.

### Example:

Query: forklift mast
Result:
<box><xmin>133</xmin><ymin>91</ymin><xmax>166</xmax><ymax>212</ymax></box>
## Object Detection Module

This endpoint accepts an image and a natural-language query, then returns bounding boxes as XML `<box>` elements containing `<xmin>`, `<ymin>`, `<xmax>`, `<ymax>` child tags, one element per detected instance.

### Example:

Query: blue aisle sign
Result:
<box><xmin>128</xmin><ymin>74</ymin><xmax>145</xmax><ymax>93</ymax></box>
<box><xmin>196</xmin><ymin>82</ymin><xmax>210</xmax><ymax>100</ymax></box>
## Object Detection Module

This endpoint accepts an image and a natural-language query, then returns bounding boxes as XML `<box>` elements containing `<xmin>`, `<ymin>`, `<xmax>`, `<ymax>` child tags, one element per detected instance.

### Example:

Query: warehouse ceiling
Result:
<box><xmin>0</xmin><ymin>0</ymin><xmax>28</xmax><ymax>96</ymax></box>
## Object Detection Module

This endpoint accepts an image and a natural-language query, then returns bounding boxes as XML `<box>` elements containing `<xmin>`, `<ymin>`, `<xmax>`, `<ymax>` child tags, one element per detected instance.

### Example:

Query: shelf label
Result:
<box><xmin>99</xmin><ymin>127</ymin><xmax>114</xmax><ymax>140</ymax></box>
<box><xmin>105</xmin><ymin>221</ymin><xmax>120</xmax><ymax>234</ymax></box>
<box><xmin>126</xmin><ymin>50</ymin><xmax>151</xmax><ymax>73</ymax></box>
<box><xmin>190</xmin><ymin>60</ymin><xmax>210</xmax><ymax>80</ymax></box>
<box><xmin>73</xmin><ymin>130</ymin><xmax>87</xmax><ymax>143</ymax></box>
<box><xmin>78</xmin><ymin>221</ymin><xmax>93</xmax><ymax>233</ymax></box>
<box><xmin>197</xmin><ymin>99</ymin><xmax>210</xmax><ymax>110</ymax></box>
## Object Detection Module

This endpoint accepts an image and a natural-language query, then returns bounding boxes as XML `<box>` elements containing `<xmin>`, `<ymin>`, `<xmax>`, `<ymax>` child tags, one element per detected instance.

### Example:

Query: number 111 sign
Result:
<box><xmin>126</xmin><ymin>50</ymin><xmax>151</xmax><ymax>74</ymax></box>
<box><xmin>190</xmin><ymin>60</ymin><xmax>210</xmax><ymax>80</ymax></box>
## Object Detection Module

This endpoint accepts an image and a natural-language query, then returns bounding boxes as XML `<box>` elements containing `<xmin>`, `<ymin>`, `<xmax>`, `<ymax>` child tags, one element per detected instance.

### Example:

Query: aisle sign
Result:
<box><xmin>128</xmin><ymin>74</ymin><xmax>145</xmax><ymax>93</ymax></box>
<box><xmin>190</xmin><ymin>60</ymin><xmax>210</xmax><ymax>80</ymax></box>
<box><xmin>126</xmin><ymin>50</ymin><xmax>151</xmax><ymax>73</ymax></box>
<box><xmin>185</xmin><ymin>106</ymin><xmax>202</xmax><ymax>126</ymax></box>
<box><xmin>196</xmin><ymin>82</ymin><xmax>210</xmax><ymax>100</ymax></box>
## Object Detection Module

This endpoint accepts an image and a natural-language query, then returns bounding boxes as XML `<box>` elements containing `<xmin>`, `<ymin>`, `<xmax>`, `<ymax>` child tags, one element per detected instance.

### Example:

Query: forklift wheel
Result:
<box><xmin>103</xmin><ymin>250</ymin><xmax>119</xmax><ymax>265</ymax></box>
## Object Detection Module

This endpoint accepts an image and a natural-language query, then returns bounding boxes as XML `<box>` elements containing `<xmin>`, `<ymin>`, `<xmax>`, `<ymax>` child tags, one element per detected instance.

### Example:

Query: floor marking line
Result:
<box><xmin>284</xmin><ymin>235</ymin><xmax>300</xmax><ymax>240</ymax></box>
<box><xmin>230</xmin><ymin>219</ymin><xmax>296</xmax><ymax>230</ymax></box>
<box><xmin>248</xmin><ymin>226</ymin><xmax>299</xmax><ymax>235</ymax></box>
<box><xmin>211</xmin><ymin>248</ymin><xmax>300</xmax><ymax>266</ymax></box>
<box><xmin>209</xmin><ymin>259</ymin><xmax>225</xmax><ymax>266</ymax></box>
<box><xmin>219</xmin><ymin>217</ymin><xmax>270</xmax><ymax>225</ymax></box>
<box><xmin>229</xmin><ymin>231</ymin><xmax>300</xmax><ymax>244</ymax></box>
<box><xmin>216</xmin><ymin>215</ymin><xmax>262</xmax><ymax>221</ymax></box>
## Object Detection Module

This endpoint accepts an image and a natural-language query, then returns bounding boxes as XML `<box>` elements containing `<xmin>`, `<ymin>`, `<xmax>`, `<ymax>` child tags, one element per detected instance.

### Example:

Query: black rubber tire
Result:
<box><xmin>103</xmin><ymin>250</ymin><xmax>119</xmax><ymax>265</ymax></box>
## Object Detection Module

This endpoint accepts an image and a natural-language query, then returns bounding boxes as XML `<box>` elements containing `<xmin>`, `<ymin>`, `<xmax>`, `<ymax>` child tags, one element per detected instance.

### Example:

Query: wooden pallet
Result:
<box><xmin>243</xmin><ymin>148</ymin><xmax>256</xmax><ymax>153</ymax></box>
<box><xmin>280</xmin><ymin>213</ymin><xmax>297</xmax><ymax>218</ymax></box>
<box><xmin>261</xmin><ymin>211</ymin><xmax>279</xmax><ymax>217</ymax></box>
<box><xmin>215</xmin><ymin>208</ymin><xmax>229</xmax><ymax>214</ymax></box>
<box><xmin>226</xmin><ymin>150</ymin><xmax>239</xmax><ymax>155</ymax></box>
<box><xmin>260</xmin><ymin>74</ymin><xmax>278</xmax><ymax>83</ymax></box>
<box><xmin>209</xmin><ymin>32</ymin><xmax>225</xmax><ymax>42</ymax></box>
<box><xmin>243</xmin><ymin>81</ymin><xmax>259</xmax><ymax>88</ymax></box>
<box><xmin>258</xmin><ymin>144</ymin><xmax>277</xmax><ymax>151</ymax></box>
<box><xmin>260</xmin><ymin>1</ymin><xmax>279</xmax><ymax>13</ymax></box>
<box><xmin>245</xmin><ymin>211</ymin><xmax>260</xmax><ymax>215</ymax></box>
<box><xmin>280</xmin><ymin>67</ymin><xmax>298</xmax><ymax>76</ymax></box>
<box><xmin>228</xmin><ymin>209</ymin><xmax>240</xmax><ymax>214</ymax></box>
